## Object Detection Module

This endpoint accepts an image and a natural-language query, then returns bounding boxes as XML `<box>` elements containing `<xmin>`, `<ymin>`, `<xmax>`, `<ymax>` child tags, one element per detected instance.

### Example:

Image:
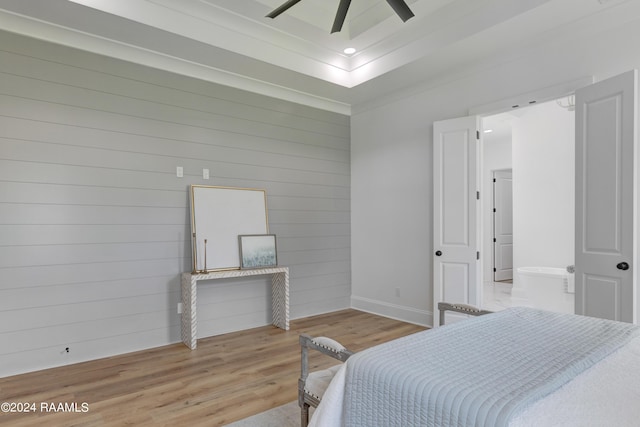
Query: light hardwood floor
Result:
<box><xmin>0</xmin><ymin>309</ymin><xmax>426</xmax><ymax>426</ymax></box>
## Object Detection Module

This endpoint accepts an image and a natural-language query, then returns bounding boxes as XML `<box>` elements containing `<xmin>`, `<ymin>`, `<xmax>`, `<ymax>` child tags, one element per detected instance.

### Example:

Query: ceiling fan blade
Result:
<box><xmin>385</xmin><ymin>0</ymin><xmax>415</xmax><ymax>22</ymax></box>
<box><xmin>266</xmin><ymin>0</ymin><xmax>303</xmax><ymax>19</ymax></box>
<box><xmin>331</xmin><ymin>0</ymin><xmax>352</xmax><ymax>34</ymax></box>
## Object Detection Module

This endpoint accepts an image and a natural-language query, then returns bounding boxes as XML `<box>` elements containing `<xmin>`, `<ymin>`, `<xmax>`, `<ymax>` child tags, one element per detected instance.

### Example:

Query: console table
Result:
<box><xmin>181</xmin><ymin>267</ymin><xmax>290</xmax><ymax>350</ymax></box>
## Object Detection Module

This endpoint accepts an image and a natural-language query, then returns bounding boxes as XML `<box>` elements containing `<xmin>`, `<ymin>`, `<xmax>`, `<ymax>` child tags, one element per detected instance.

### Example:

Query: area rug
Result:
<box><xmin>224</xmin><ymin>401</ymin><xmax>312</xmax><ymax>427</ymax></box>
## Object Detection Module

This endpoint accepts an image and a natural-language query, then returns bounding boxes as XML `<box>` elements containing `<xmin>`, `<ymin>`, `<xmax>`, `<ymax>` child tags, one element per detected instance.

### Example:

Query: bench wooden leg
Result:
<box><xmin>301</xmin><ymin>403</ymin><xmax>309</xmax><ymax>427</ymax></box>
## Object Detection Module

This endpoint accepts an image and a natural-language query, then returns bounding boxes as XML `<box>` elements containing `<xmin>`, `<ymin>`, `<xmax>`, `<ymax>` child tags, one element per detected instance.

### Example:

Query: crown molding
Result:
<box><xmin>0</xmin><ymin>8</ymin><xmax>352</xmax><ymax>115</ymax></box>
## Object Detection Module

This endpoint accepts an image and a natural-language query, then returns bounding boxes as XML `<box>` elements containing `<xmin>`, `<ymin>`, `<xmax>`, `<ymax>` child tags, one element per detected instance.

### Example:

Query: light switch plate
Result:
<box><xmin>203</xmin><ymin>168</ymin><xmax>209</xmax><ymax>179</ymax></box>
<box><xmin>176</xmin><ymin>166</ymin><xmax>183</xmax><ymax>178</ymax></box>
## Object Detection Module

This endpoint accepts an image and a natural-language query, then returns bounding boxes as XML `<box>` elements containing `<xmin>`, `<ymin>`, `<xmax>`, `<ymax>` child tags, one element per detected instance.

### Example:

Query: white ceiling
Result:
<box><xmin>0</xmin><ymin>0</ymin><xmax>637</xmax><ymax>113</ymax></box>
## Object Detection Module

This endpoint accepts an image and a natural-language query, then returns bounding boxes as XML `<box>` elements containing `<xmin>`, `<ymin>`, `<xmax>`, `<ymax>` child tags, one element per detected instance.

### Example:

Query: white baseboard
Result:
<box><xmin>351</xmin><ymin>296</ymin><xmax>432</xmax><ymax>328</ymax></box>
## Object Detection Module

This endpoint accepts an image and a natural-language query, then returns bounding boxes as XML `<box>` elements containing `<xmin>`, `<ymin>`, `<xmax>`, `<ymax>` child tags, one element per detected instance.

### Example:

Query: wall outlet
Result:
<box><xmin>177</xmin><ymin>302</ymin><xmax>183</xmax><ymax>314</ymax></box>
<box><xmin>203</xmin><ymin>168</ymin><xmax>209</xmax><ymax>179</ymax></box>
<box><xmin>176</xmin><ymin>166</ymin><xmax>183</xmax><ymax>178</ymax></box>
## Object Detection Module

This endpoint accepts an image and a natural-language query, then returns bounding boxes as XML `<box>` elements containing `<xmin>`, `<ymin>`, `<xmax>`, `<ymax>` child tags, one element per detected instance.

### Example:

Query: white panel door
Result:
<box><xmin>494</xmin><ymin>170</ymin><xmax>513</xmax><ymax>281</ymax></box>
<box><xmin>575</xmin><ymin>70</ymin><xmax>637</xmax><ymax>323</ymax></box>
<box><xmin>433</xmin><ymin>116</ymin><xmax>480</xmax><ymax>326</ymax></box>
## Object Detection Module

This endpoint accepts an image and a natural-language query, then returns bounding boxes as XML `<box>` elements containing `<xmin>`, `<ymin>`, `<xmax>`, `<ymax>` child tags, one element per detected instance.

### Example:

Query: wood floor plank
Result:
<box><xmin>0</xmin><ymin>309</ymin><xmax>426</xmax><ymax>426</ymax></box>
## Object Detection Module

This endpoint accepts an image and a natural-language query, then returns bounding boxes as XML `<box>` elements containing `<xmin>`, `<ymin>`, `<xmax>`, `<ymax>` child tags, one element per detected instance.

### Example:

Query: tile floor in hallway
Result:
<box><xmin>482</xmin><ymin>280</ymin><xmax>531</xmax><ymax>312</ymax></box>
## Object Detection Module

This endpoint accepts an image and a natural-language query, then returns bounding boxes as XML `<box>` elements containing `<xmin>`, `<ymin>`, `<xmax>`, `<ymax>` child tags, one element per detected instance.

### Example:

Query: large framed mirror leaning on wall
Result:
<box><xmin>189</xmin><ymin>185</ymin><xmax>268</xmax><ymax>272</ymax></box>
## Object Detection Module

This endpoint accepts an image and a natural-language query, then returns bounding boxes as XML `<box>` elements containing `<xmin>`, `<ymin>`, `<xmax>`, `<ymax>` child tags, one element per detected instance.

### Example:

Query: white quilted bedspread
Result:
<box><xmin>310</xmin><ymin>307</ymin><xmax>640</xmax><ymax>427</ymax></box>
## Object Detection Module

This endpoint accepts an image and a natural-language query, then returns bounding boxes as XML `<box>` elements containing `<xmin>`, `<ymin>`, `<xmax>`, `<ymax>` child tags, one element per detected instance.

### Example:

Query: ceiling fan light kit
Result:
<box><xmin>266</xmin><ymin>0</ymin><xmax>415</xmax><ymax>34</ymax></box>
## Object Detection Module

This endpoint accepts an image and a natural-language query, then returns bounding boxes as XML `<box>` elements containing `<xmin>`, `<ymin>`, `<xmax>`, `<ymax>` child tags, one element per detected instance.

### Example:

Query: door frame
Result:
<box><xmin>457</xmin><ymin>74</ymin><xmax>637</xmax><ymax>323</ymax></box>
<box><xmin>433</xmin><ymin>77</ymin><xmax>594</xmax><ymax>323</ymax></box>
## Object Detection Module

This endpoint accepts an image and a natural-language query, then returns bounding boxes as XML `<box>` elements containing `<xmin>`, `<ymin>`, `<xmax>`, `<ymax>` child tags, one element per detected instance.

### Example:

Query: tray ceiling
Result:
<box><xmin>0</xmin><ymin>0</ymin><xmax>636</xmax><ymax>113</ymax></box>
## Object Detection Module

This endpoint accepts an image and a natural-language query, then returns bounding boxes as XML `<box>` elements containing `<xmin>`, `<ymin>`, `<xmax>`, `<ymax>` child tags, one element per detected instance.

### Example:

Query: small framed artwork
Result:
<box><xmin>238</xmin><ymin>234</ymin><xmax>278</xmax><ymax>269</ymax></box>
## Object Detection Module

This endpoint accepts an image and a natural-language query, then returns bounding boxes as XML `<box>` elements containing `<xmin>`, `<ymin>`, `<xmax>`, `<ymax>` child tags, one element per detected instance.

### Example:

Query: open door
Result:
<box><xmin>433</xmin><ymin>116</ymin><xmax>481</xmax><ymax>326</ymax></box>
<box><xmin>575</xmin><ymin>70</ymin><xmax>637</xmax><ymax>323</ymax></box>
<box><xmin>493</xmin><ymin>170</ymin><xmax>513</xmax><ymax>282</ymax></box>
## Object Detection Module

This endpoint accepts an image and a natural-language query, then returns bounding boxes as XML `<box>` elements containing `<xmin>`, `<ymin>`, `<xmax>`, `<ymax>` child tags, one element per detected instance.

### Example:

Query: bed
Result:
<box><xmin>309</xmin><ymin>306</ymin><xmax>640</xmax><ymax>427</ymax></box>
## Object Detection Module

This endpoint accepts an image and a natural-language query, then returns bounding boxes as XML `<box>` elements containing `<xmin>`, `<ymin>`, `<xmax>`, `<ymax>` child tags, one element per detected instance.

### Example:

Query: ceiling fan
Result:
<box><xmin>266</xmin><ymin>0</ymin><xmax>415</xmax><ymax>34</ymax></box>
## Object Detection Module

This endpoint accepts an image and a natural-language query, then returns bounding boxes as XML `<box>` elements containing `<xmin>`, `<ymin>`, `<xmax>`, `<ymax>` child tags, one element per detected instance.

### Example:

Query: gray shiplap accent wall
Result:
<box><xmin>0</xmin><ymin>31</ymin><xmax>350</xmax><ymax>377</ymax></box>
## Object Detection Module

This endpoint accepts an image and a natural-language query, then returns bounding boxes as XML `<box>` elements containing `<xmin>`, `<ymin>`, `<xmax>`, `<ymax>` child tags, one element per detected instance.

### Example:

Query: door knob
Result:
<box><xmin>617</xmin><ymin>262</ymin><xmax>630</xmax><ymax>271</ymax></box>
<box><xmin>435</xmin><ymin>250</ymin><xmax>442</xmax><ymax>256</ymax></box>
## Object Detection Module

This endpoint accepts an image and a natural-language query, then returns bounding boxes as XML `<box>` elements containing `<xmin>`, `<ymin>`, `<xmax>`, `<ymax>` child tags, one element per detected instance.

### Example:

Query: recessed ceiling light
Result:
<box><xmin>484</xmin><ymin>129</ymin><xmax>493</xmax><ymax>133</ymax></box>
<box><xmin>343</xmin><ymin>47</ymin><xmax>356</xmax><ymax>55</ymax></box>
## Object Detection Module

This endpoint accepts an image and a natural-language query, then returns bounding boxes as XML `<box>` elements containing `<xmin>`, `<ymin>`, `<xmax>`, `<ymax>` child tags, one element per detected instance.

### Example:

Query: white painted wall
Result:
<box><xmin>511</xmin><ymin>101</ymin><xmax>575</xmax><ymax>287</ymax></box>
<box><xmin>351</xmin><ymin>11</ymin><xmax>640</xmax><ymax>326</ymax></box>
